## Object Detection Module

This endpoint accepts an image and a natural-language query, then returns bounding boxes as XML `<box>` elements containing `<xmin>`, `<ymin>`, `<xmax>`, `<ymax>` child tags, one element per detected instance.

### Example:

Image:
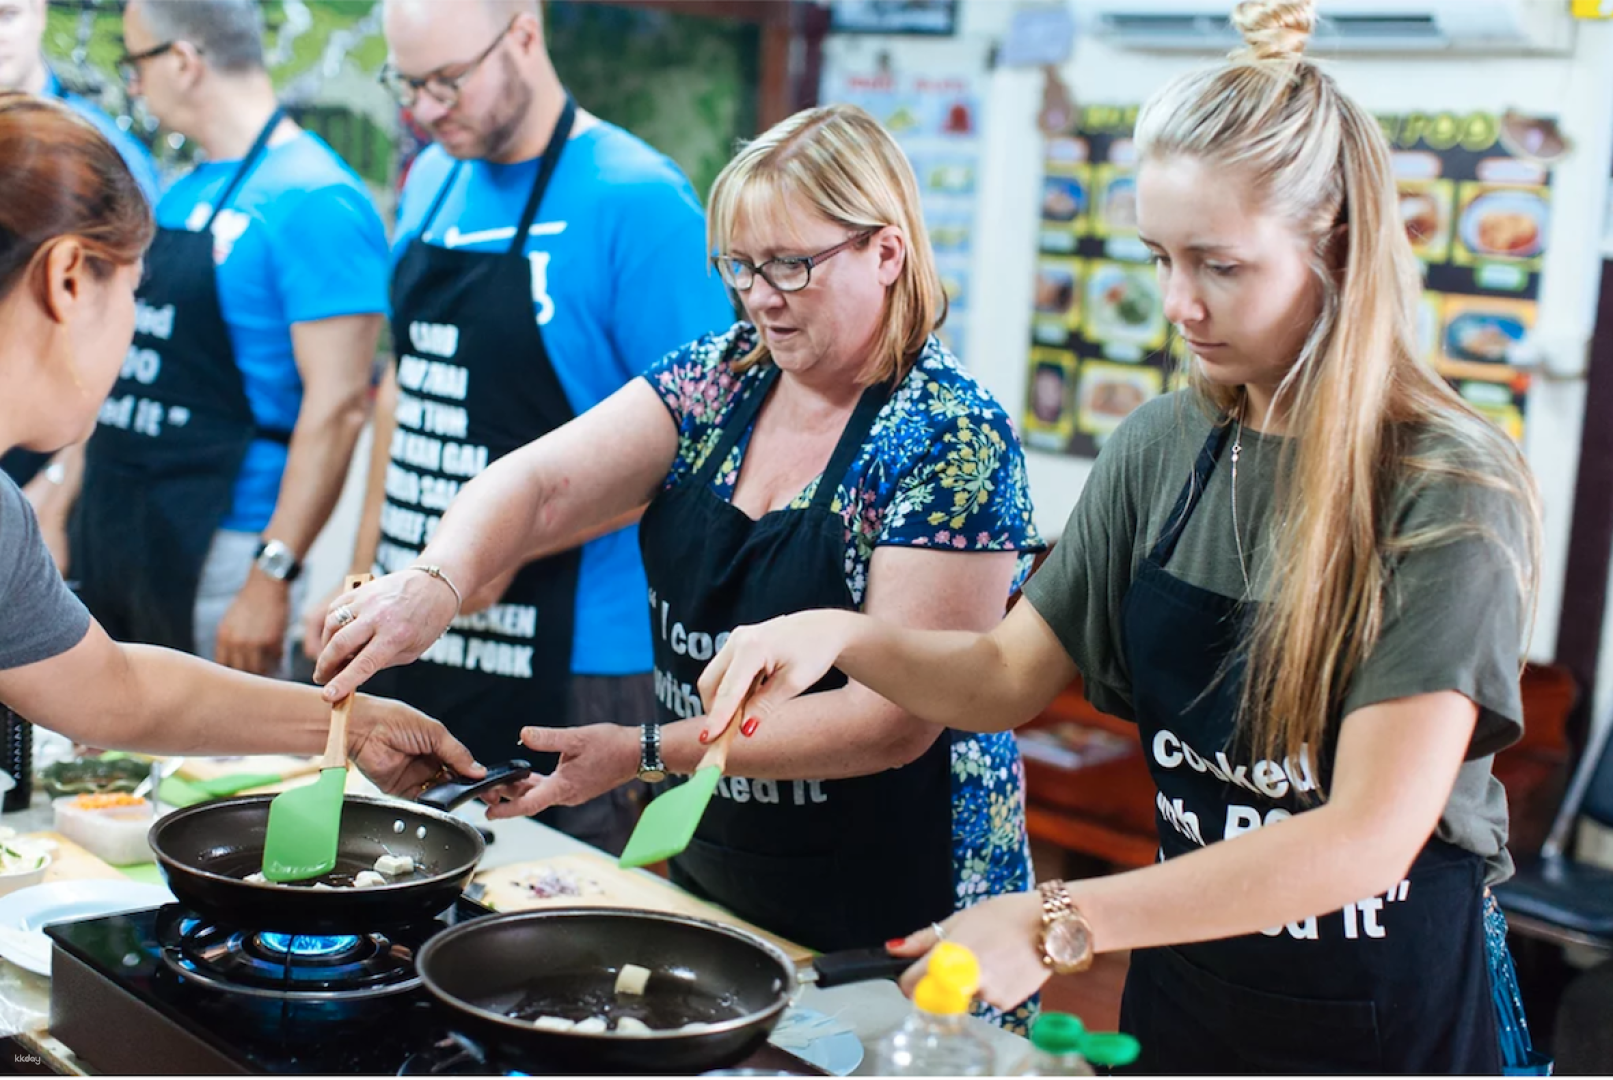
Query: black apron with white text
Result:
<box><xmin>70</xmin><ymin>110</ymin><xmax>291</xmax><ymax>651</ymax></box>
<box><xmin>1116</xmin><ymin>420</ymin><xmax>1500</xmax><ymax>1074</ymax></box>
<box><xmin>373</xmin><ymin>99</ymin><xmax>580</xmax><ymax>768</ymax></box>
<box><xmin>637</xmin><ymin>359</ymin><xmax>955</xmax><ymax>952</ymax></box>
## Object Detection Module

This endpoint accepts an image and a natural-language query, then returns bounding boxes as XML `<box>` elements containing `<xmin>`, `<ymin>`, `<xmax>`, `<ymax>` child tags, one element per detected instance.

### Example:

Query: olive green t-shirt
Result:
<box><xmin>1022</xmin><ymin>392</ymin><xmax>1529</xmax><ymax>883</ymax></box>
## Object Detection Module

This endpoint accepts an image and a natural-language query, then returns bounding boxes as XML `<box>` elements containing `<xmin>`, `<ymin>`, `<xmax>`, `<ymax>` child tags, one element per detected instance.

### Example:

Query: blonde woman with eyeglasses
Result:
<box><xmin>313</xmin><ymin>103</ymin><xmax>1045</xmax><ymax>1027</ymax></box>
<box><xmin>693</xmin><ymin>1</ymin><xmax>1549</xmax><ymax>1072</ymax></box>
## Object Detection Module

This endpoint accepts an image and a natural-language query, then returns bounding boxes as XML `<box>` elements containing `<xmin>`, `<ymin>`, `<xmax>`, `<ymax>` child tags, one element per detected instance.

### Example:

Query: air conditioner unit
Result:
<box><xmin>1080</xmin><ymin>0</ymin><xmax>1576</xmax><ymax>55</ymax></box>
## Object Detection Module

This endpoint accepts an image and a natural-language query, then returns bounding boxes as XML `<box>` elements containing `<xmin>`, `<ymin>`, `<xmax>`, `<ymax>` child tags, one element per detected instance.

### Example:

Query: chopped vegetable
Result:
<box><xmin>572</xmin><ymin>1017</ymin><xmax>608</xmax><ymax>1034</ymax></box>
<box><xmin>374</xmin><ymin>854</ymin><xmax>415</xmax><ymax>876</ymax></box>
<box><xmin>70</xmin><ymin>793</ymin><xmax>149</xmax><ymax>810</ymax></box>
<box><xmin>353</xmin><ymin>870</ymin><xmax>387</xmax><ymax>888</ymax></box>
<box><xmin>532</xmin><ymin>1016</ymin><xmax>575</xmax><ymax>1032</ymax></box>
<box><xmin>615</xmin><ymin>963</ymin><xmax>651</xmax><ymax>996</ymax></box>
<box><xmin>615</xmin><ymin>1017</ymin><xmax>652</xmax><ymax>1035</ymax></box>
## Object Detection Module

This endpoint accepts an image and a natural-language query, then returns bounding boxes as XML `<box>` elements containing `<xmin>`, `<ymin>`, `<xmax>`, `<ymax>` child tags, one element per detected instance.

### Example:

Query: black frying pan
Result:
<box><xmin>147</xmin><ymin>761</ymin><xmax>530</xmax><ymax>933</ymax></box>
<box><xmin>416</xmin><ymin>908</ymin><xmax>912</xmax><ymax>1074</ymax></box>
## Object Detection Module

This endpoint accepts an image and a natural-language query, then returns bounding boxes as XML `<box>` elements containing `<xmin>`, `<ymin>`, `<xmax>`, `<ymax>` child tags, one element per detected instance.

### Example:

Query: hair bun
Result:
<box><xmin>1230</xmin><ymin>0</ymin><xmax>1316</xmax><ymax>60</ymax></box>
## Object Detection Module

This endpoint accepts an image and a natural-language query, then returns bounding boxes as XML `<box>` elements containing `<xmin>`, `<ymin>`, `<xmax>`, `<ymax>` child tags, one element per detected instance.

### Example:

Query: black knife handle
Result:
<box><xmin>809</xmin><ymin>947</ymin><xmax>913</xmax><ymax>988</ymax></box>
<box><xmin>416</xmin><ymin>760</ymin><xmax>532</xmax><ymax>811</ymax></box>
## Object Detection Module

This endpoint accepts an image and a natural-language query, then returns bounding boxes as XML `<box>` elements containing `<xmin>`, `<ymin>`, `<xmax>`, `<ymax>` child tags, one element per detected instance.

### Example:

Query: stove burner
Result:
<box><xmin>254</xmin><ymin>932</ymin><xmax>363</xmax><ymax>960</ymax></box>
<box><xmin>396</xmin><ymin>1033</ymin><xmax>531</xmax><ymax>1077</ymax></box>
<box><xmin>157</xmin><ymin>909</ymin><xmax>419</xmax><ymax>1001</ymax></box>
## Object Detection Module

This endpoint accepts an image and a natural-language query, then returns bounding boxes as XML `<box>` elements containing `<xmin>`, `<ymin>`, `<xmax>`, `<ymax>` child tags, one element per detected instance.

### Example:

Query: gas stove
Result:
<box><xmin>44</xmin><ymin>901</ymin><xmax>823</xmax><ymax>1075</ymax></box>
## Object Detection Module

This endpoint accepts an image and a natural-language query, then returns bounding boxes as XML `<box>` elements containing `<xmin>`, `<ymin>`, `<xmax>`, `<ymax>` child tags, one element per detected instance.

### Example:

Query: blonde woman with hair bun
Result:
<box><xmin>314</xmin><ymin>101</ymin><xmax>1045</xmax><ymax>1027</ymax></box>
<box><xmin>694</xmin><ymin>0</ymin><xmax>1550</xmax><ymax>1070</ymax></box>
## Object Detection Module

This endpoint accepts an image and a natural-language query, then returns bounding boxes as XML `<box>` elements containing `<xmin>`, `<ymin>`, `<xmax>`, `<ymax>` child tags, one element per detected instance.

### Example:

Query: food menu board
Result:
<box><xmin>1023</xmin><ymin>104</ymin><xmax>1165</xmax><ymax>458</ymax></box>
<box><xmin>1023</xmin><ymin>106</ymin><xmax>1553</xmax><ymax>457</ymax></box>
<box><xmin>826</xmin><ymin>65</ymin><xmax>984</xmax><ymax>361</ymax></box>
<box><xmin>1388</xmin><ymin>109</ymin><xmax>1552</xmax><ymax>444</ymax></box>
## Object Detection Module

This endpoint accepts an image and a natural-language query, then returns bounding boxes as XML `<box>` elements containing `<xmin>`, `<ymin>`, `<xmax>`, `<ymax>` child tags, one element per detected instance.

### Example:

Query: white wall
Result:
<box><xmin>832</xmin><ymin>10</ymin><xmax>1613</xmax><ymax>682</ymax></box>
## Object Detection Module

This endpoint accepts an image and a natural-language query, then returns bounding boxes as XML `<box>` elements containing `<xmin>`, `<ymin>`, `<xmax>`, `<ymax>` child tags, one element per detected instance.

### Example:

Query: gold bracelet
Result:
<box><xmin>409</xmin><ymin>563</ymin><xmax>463</xmax><ymax>616</ymax></box>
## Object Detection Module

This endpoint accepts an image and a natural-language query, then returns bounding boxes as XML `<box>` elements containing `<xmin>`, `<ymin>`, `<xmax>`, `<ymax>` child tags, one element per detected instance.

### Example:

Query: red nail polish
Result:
<box><xmin>741</xmin><ymin>717</ymin><xmax>759</xmax><ymax>737</ymax></box>
<box><xmin>697</xmin><ymin>730</ymin><xmax>710</xmax><ymax>744</ymax></box>
<box><xmin>886</xmin><ymin>937</ymin><xmax>905</xmax><ymax>949</ymax></box>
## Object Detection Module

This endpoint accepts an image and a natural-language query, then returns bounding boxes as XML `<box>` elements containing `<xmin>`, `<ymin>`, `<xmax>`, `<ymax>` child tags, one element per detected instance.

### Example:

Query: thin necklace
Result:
<box><xmin>1230</xmin><ymin>399</ymin><xmax>1252</xmax><ymax>599</ymax></box>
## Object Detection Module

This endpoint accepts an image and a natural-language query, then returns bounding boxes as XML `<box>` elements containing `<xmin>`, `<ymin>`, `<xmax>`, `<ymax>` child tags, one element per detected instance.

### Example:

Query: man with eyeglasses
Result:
<box><xmin>319</xmin><ymin>0</ymin><xmax>731</xmax><ymax>854</ymax></box>
<box><xmin>31</xmin><ymin>0</ymin><xmax>390</xmax><ymax>684</ymax></box>
<box><xmin>0</xmin><ymin>0</ymin><xmax>162</xmax><ymax>492</ymax></box>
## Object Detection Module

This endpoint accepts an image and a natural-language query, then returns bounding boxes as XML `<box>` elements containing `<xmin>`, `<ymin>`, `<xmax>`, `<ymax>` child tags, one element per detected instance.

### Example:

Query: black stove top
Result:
<box><xmin>43</xmin><ymin>901</ymin><xmax>824</xmax><ymax>1076</ymax></box>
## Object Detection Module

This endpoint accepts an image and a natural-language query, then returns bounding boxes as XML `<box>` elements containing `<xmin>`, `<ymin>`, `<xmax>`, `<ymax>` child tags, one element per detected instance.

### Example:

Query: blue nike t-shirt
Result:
<box><xmin>44</xmin><ymin>70</ymin><xmax>162</xmax><ymax>202</ymax></box>
<box><xmin>155</xmin><ymin>129</ymin><xmax>390</xmax><ymax>532</ymax></box>
<box><xmin>393</xmin><ymin>119</ymin><xmax>735</xmax><ymax>676</ymax></box>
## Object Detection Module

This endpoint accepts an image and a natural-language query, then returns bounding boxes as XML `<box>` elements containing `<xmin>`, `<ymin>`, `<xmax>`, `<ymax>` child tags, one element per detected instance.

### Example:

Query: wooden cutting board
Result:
<box><xmin>474</xmin><ymin>853</ymin><xmax>815</xmax><ymax>964</ymax></box>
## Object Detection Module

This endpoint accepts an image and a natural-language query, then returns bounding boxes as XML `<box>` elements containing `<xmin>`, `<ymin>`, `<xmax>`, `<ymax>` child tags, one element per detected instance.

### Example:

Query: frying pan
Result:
<box><xmin>148</xmin><ymin>761</ymin><xmax>530</xmax><ymax>933</ymax></box>
<box><xmin>416</xmin><ymin>907</ymin><xmax>914</xmax><ymax>1074</ymax></box>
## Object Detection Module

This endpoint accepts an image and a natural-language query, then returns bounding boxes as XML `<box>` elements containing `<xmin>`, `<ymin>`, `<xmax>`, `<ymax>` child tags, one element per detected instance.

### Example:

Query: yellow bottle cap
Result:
<box><xmin>926</xmin><ymin>941</ymin><xmax>981</xmax><ymax>993</ymax></box>
<box><xmin>913</xmin><ymin>973</ymin><xmax>974</xmax><ymax>1015</ymax></box>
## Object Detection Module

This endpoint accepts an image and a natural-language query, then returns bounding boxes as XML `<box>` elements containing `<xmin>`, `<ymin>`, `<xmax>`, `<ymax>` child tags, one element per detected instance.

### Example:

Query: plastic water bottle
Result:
<box><xmin>871</xmin><ymin>942</ymin><xmax>996</xmax><ymax>1076</ymax></box>
<box><xmin>1012</xmin><ymin>1012</ymin><xmax>1141</xmax><ymax>1076</ymax></box>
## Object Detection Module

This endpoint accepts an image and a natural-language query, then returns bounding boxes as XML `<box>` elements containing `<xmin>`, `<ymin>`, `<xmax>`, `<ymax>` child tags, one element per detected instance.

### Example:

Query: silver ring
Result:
<box><xmin>930</xmin><ymin>921</ymin><xmax>946</xmax><ymax>941</ymax></box>
<box><xmin>332</xmin><ymin>604</ymin><xmax>356</xmax><ymax>628</ymax></box>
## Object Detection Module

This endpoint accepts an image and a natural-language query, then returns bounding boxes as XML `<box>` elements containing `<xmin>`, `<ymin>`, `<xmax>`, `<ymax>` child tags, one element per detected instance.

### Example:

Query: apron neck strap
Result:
<box><xmin>419</xmin><ymin>161</ymin><xmax>465</xmax><ymax>237</ymax></box>
<box><xmin>204</xmin><ymin>106</ymin><xmax>286</xmax><ymax>231</ymax></box>
<box><xmin>1148</xmin><ymin>416</ymin><xmax>1233</xmax><ymax>566</ymax></box>
<box><xmin>809</xmin><ymin>377</ymin><xmax>892</xmax><ymax>513</ymax></box>
<box><xmin>695</xmin><ymin>362</ymin><xmax>779</xmax><ymax>488</ymax></box>
<box><xmin>508</xmin><ymin>94</ymin><xmax>576</xmax><ymax>257</ymax></box>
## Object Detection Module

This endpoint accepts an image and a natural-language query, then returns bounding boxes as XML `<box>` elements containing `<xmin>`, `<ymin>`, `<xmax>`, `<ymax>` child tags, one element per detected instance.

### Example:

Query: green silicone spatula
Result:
<box><xmin>261</xmin><ymin>573</ymin><xmax>369</xmax><ymax>882</ymax></box>
<box><xmin>619</xmin><ymin>677</ymin><xmax>758</xmax><ymax>870</ymax></box>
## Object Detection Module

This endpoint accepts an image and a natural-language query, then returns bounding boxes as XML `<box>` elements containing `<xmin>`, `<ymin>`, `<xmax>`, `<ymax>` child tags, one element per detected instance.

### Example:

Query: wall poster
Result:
<box><xmin>1023</xmin><ymin>105</ymin><xmax>1554</xmax><ymax>458</ymax></box>
<box><xmin>825</xmin><ymin>58</ymin><xmax>984</xmax><ymax>361</ymax></box>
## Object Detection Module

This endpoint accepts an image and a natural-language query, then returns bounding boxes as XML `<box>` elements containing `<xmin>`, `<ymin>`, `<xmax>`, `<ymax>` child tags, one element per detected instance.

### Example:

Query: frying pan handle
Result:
<box><xmin>807</xmin><ymin>946</ymin><xmax>913</xmax><ymax>989</ymax></box>
<box><xmin>416</xmin><ymin>759</ymin><xmax>533</xmax><ymax>811</ymax></box>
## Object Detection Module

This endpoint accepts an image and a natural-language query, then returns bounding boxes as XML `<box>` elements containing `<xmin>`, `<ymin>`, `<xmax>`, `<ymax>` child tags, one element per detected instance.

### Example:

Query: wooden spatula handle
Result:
<box><xmin>321</xmin><ymin>573</ymin><xmax>373</xmax><ymax>769</ymax></box>
<box><xmin>696</xmin><ymin>675</ymin><xmax>761</xmax><ymax>773</ymax></box>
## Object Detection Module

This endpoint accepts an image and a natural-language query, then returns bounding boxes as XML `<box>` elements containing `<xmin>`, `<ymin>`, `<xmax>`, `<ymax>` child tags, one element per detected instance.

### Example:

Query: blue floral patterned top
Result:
<box><xmin>645</xmin><ymin>322</ymin><xmax>1044</xmax><ymax>1032</ymax></box>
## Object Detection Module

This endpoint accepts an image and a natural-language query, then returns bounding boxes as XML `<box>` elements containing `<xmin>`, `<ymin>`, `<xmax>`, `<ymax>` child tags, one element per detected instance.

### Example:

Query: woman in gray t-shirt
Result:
<box><xmin>688</xmin><ymin>1</ymin><xmax>1546</xmax><ymax>1073</ymax></box>
<box><xmin>0</xmin><ymin>94</ymin><xmax>480</xmax><ymax>792</ymax></box>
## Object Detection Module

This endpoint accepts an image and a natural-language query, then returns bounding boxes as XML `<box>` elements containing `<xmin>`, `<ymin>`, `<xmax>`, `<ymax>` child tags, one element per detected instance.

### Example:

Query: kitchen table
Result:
<box><xmin>0</xmin><ymin>790</ymin><xmax>1030</xmax><ymax>1075</ymax></box>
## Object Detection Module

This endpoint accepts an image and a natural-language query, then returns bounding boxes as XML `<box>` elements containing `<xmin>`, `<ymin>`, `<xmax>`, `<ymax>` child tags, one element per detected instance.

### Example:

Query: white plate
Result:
<box><xmin>0</xmin><ymin>880</ymin><xmax>174</xmax><ymax>976</ymax></box>
<box><xmin>768</xmin><ymin>1006</ymin><xmax>864</xmax><ymax>1076</ymax></box>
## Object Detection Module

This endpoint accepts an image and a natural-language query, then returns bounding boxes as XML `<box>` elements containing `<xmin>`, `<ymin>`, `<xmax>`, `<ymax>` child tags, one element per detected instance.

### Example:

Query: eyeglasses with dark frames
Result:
<box><xmin>712</xmin><ymin>229</ymin><xmax>880</xmax><ymax>294</ymax></box>
<box><xmin>117</xmin><ymin>40</ymin><xmax>181</xmax><ymax>86</ymax></box>
<box><xmin>378</xmin><ymin>16</ymin><xmax>517</xmax><ymax>111</ymax></box>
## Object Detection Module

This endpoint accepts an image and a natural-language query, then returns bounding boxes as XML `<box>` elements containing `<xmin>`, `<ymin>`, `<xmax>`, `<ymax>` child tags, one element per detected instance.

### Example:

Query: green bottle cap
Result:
<box><xmin>1029</xmin><ymin>1013</ymin><xmax>1087</xmax><ymax>1055</ymax></box>
<box><xmin>1077</xmin><ymin>1032</ymin><xmax>1141</xmax><ymax>1068</ymax></box>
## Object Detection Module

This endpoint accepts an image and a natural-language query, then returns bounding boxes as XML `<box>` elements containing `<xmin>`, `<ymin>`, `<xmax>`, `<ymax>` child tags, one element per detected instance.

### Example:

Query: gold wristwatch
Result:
<box><xmin>1036</xmin><ymin>880</ymin><xmax>1095</xmax><ymax>975</ymax></box>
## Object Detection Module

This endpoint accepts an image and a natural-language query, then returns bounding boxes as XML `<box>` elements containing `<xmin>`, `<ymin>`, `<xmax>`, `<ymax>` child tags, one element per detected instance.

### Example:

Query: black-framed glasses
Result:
<box><xmin>117</xmin><ymin>40</ymin><xmax>178</xmax><ymax>86</ymax></box>
<box><xmin>378</xmin><ymin>16</ymin><xmax>516</xmax><ymax>110</ymax></box>
<box><xmin>712</xmin><ymin>229</ymin><xmax>878</xmax><ymax>294</ymax></box>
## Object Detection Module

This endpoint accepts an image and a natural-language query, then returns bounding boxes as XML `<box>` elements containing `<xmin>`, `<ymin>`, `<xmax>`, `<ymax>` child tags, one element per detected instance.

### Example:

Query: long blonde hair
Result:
<box><xmin>1133</xmin><ymin>0</ymin><xmax>1541</xmax><ymax>781</ymax></box>
<box><xmin>706</xmin><ymin>104</ymin><xmax>946</xmax><ymax>385</ymax></box>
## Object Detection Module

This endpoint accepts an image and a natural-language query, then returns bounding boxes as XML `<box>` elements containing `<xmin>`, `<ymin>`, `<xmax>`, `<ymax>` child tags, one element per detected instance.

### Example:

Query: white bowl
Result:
<box><xmin>0</xmin><ymin>853</ymin><xmax>51</xmax><ymax>898</ymax></box>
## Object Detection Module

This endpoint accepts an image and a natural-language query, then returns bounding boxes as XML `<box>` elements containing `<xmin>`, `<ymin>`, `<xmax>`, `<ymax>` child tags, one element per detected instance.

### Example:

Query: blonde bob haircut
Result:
<box><xmin>706</xmin><ymin>103</ymin><xmax>947</xmax><ymax>385</ymax></box>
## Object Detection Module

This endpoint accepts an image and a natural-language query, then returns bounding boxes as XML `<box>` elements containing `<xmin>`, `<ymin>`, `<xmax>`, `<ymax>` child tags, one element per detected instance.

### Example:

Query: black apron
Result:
<box><xmin>69</xmin><ymin>110</ymin><xmax>292</xmax><ymax>651</ymax></box>
<box><xmin>1116</xmin><ymin>420</ymin><xmax>1500</xmax><ymax>1074</ymax></box>
<box><xmin>374</xmin><ymin>98</ymin><xmax>580</xmax><ymax>768</ymax></box>
<box><xmin>637</xmin><ymin>358</ymin><xmax>956</xmax><ymax>952</ymax></box>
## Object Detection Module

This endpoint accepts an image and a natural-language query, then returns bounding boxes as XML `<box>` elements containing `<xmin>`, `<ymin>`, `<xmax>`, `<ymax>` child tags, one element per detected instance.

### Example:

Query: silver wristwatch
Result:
<box><xmin>636</xmin><ymin>723</ymin><xmax>667</xmax><ymax>784</ymax></box>
<box><xmin>253</xmin><ymin>538</ymin><xmax>301</xmax><ymax>582</ymax></box>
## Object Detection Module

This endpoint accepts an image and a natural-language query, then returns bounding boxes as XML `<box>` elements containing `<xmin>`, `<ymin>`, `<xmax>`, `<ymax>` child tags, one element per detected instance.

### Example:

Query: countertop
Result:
<box><xmin>0</xmin><ymin>788</ymin><xmax>1030</xmax><ymax>1075</ymax></box>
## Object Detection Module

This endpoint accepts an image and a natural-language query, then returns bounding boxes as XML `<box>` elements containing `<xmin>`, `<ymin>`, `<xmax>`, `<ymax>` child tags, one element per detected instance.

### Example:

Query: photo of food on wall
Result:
<box><xmin>1439</xmin><ymin>295</ymin><xmax>1536</xmax><ymax>367</ymax></box>
<box><xmin>1042</xmin><ymin>173</ymin><xmax>1087</xmax><ymax>224</ymax></box>
<box><xmin>1023</xmin><ymin>347</ymin><xmax>1079</xmax><ymax>450</ymax></box>
<box><xmin>1397</xmin><ymin>179</ymin><xmax>1454</xmax><ymax>262</ymax></box>
<box><xmin>1077</xmin><ymin>360</ymin><xmax>1162</xmax><ymax>439</ymax></box>
<box><xmin>1084</xmin><ymin>261</ymin><xmax>1166</xmax><ymax>352</ymax></box>
<box><xmin>1455</xmin><ymin>182</ymin><xmax>1550</xmax><ymax>265</ymax></box>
